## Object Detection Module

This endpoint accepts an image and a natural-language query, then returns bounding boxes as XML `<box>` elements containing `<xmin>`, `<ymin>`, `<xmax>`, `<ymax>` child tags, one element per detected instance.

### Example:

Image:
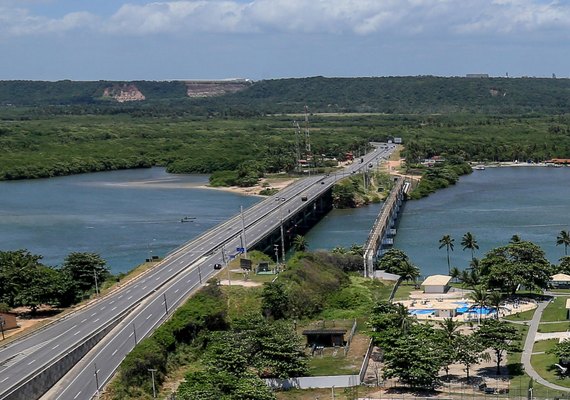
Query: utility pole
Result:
<box><xmin>93</xmin><ymin>269</ymin><xmax>99</xmax><ymax>297</ymax></box>
<box><xmin>222</xmin><ymin>245</ymin><xmax>231</xmax><ymax>286</ymax></box>
<box><xmin>163</xmin><ymin>293</ymin><xmax>168</xmax><ymax>315</ymax></box>
<box><xmin>274</xmin><ymin>244</ymin><xmax>279</xmax><ymax>265</ymax></box>
<box><xmin>132</xmin><ymin>323</ymin><xmax>137</xmax><ymax>345</ymax></box>
<box><xmin>276</xmin><ymin>197</ymin><xmax>286</xmax><ymax>264</ymax></box>
<box><xmin>94</xmin><ymin>363</ymin><xmax>100</xmax><ymax>395</ymax></box>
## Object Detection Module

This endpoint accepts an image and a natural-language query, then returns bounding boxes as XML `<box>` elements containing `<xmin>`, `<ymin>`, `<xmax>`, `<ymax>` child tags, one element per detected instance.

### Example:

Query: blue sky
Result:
<box><xmin>0</xmin><ymin>0</ymin><xmax>569</xmax><ymax>80</ymax></box>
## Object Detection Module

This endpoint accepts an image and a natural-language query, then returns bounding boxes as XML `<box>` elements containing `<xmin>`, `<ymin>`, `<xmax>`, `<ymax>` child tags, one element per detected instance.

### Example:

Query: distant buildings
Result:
<box><xmin>466</xmin><ymin>74</ymin><xmax>489</xmax><ymax>78</ymax></box>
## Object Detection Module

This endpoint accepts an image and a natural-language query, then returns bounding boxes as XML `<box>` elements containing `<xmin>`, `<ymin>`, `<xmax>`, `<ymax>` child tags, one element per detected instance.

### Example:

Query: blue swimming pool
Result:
<box><xmin>409</xmin><ymin>309</ymin><xmax>436</xmax><ymax>316</ymax></box>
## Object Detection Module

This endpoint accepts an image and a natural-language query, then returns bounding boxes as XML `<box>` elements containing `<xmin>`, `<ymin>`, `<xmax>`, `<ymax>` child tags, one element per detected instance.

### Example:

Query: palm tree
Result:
<box><xmin>439</xmin><ymin>235</ymin><xmax>455</xmax><ymax>275</ymax></box>
<box><xmin>349</xmin><ymin>244</ymin><xmax>364</xmax><ymax>257</ymax></box>
<box><xmin>461</xmin><ymin>232</ymin><xmax>479</xmax><ymax>261</ymax></box>
<box><xmin>557</xmin><ymin>230</ymin><xmax>570</xmax><ymax>256</ymax></box>
<box><xmin>510</xmin><ymin>234</ymin><xmax>521</xmax><ymax>244</ymax></box>
<box><xmin>450</xmin><ymin>266</ymin><xmax>461</xmax><ymax>283</ymax></box>
<box><xmin>488</xmin><ymin>291</ymin><xmax>503</xmax><ymax>319</ymax></box>
<box><xmin>469</xmin><ymin>286</ymin><xmax>489</xmax><ymax>324</ymax></box>
<box><xmin>397</xmin><ymin>261</ymin><xmax>421</xmax><ymax>284</ymax></box>
<box><xmin>332</xmin><ymin>246</ymin><xmax>347</xmax><ymax>254</ymax></box>
<box><xmin>438</xmin><ymin>317</ymin><xmax>462</xmax><ymax>343</ymax></box>
<box><xmin>292</xmin><ymin>235</ymin><xmax>308</xmax><ymax>252</ymax></box>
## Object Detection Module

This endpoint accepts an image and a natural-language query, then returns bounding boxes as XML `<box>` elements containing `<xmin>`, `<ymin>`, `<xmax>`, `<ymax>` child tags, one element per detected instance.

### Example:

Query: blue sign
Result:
<box><xmin>236</xmin><ymin>247</ymin><xmax>245</xmax><ymax>253</ymax></box>
<box><xmin>229</xmin><ymin>255</ymin><xmax>236</xmax><ymax>259</ymax></box>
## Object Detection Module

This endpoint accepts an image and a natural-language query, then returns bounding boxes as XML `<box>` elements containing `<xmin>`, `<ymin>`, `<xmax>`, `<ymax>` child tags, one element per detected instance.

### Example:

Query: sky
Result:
<box><xmin>0</xmin><ymin>0</ymin><xmax>569</xmax><ymax>81</ymax></box>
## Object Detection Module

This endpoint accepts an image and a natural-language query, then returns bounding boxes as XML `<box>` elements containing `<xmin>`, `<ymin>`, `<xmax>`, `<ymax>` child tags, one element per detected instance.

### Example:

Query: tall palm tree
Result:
<box><xmin>439</xmin><ymin>235</ymin><xmax>455</xmax><ymax>275</ymax></box>
<box><xmin>557</xmin><ymin>230</ymin><xmax>570</xmax><ymax>256</ymax></box>
<box><xmin>461</xmin><ymin>232</ymin><xmax>479</xmax><ymax>261</ymax></box>
<box><xmin>438</xmin><ymin>317</ymin><xmax>462</xmax><ymax>343</ymax></box>
<box><xmin>488</xmin><ymin>291</ymin><xmax>503</xmax><ymax>319</ymax></box>
<box><xmin>450</xmin><ymin>266</ymin><xmax>461</xmax><ymax>283</ymax></box>
<box><xmin>469</xmin><ymin>286</ymin><xmax>489</xmax><ymax>324</ymax></box>
<box><xmin>292</xmin><ymin>235</ymin><xmax>308</xmax><ymax>252</ymax></box>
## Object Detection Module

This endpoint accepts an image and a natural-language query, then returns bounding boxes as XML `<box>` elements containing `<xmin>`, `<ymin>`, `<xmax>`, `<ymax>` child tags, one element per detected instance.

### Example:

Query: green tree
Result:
<box><xmin>557</xmin><ymin>230</ymin><xmax>570</xmax><ymax>256</ymax></box>
<box><xmin>460</xmin><ymin>268</ymin><xmax>480</xmax><ymax>289</ymax></box>
<box><xmin>510</xmin><ymin>234</ymin><xmax>522</xmax><ymax>243</ymax></box>
<box><xmin>455</xmin><ymin>334</ymin><xmax>486</xmax><ymax>380</ymax></box>
<box><xmin>292</xmin><ymin>235</ymin><xmax>308</xmax><ymax>252</ymax></box>
<box><xmin>476</xmin><ymin>319</ymin><xmax>520</xmax><ymax>375</ymax></box>
<box><xmin>488</xmin><ymin>291</ymin><xmax>503</xmax><ymax>319</ymax></box>
<box><xmin>260</xmin><ymin>281</ymin><xmax>289</xmax><ymax>320</ymax></box>
<box><xmin>61</xmin><ymin>252</ymin><xmax>110</xmax><ymax>296</ymax></box>
<box><xmin>439</xmin><ymin>234</ymin><xmax>455</xmax><ymax>275</ymax></box>
<box><xmin>469</xmin><ymin>286</ymin><xmax>489</xmax><ymax>324</ymax></box>
<box><xmin>461</xmin><ymin>232</ymin><xmax>479</xmax><ymax>261</ymax></box>
<box><xmin>437</xmin><ymin>318</ymin><xmax>462</xmax><ymax>377</ymax></box>
<box><xmin>479</xmin><ymin>241</ymin><xmax>553</xmax><ymax>294</ymax></box>
<box><xmin>376</xmin><ymin>249</ymin><xmax>419</xmax><ymax>283</ymax></box>
<box><xmin>559</xmin><ymin>256</ymin><xmax>570</xmax><ymax>274</ymax></box>
<box><xmin>349</xmin><ymin>244</ymin><xmax>364</xmax><ymax>257</ymax></box>
<box><xmin>450</xmin><ymin>266</ymin><xmax>461</xmax><ymax>283</ymax></box>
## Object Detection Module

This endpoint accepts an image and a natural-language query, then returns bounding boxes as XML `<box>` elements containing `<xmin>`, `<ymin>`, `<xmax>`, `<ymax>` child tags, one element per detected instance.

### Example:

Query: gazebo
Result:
<box><xmin>551</xmin><ymin>273</ymin><xmax>570</xmax><ymax>289</ymax></box>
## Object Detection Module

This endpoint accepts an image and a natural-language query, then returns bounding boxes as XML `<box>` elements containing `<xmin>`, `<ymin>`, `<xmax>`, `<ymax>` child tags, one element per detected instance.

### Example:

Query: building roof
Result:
<box><xmin>566</xmin><ymin>299</ymin><xmax>570</xmax><ymax>310</ymax></box>
<box><xmin>421</xmin><ymin>275</ymin><xmax>452</xmax><ymax>286</ymax></box>
<box><xmin>552</xmin><ymin>273</ymin><xmax>570</xmax><ymax>282</ymax></box>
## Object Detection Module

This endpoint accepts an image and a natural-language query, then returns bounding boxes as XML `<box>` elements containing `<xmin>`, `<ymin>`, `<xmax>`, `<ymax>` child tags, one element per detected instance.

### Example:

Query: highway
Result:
<box><xmin>0</xmin><ymin>143</ymin><xmax>395</xmax><ymax>400</ymax></box>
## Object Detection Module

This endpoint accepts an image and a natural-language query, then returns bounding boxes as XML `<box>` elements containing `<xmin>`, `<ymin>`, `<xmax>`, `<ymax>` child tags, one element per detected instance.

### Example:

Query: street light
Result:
<box><xmin>275</xmin><ymin>197</ymin><xmax>286</xmax><ymax>264</ymax></box>
<box><xmin>94</xmin><ymin>363</ymin><xmax>100</xmax><ymax>395</ymax></box>
<box><xmin>274</xmin><ymin>244</ymin><xmax>279</xmax><ymax>265</ymax></box>
<box><xmin>93</xmin><ymin>269</ymin><xmax>99</xmax><ymax>297</ymax></box>
<box><xmin>148</xmin><ymin>368</ymin><xmax>157</xmax><ymax>398</ymax></box>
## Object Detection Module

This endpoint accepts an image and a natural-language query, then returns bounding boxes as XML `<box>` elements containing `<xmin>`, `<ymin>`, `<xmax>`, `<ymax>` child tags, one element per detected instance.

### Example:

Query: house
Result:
<box><xmin>421</xmin><ymin>275</ymin><xmax>452</xmax><ymax>294</ymax></box>
<box><xmin>302</xmin><ymin>328</ymin><xmax>347</xmax><ymax>347</ymax></box>
<box><xmin>551</xmin><ymin>273</ymin><xmax>570</xmax><ymax>289</ymax></box>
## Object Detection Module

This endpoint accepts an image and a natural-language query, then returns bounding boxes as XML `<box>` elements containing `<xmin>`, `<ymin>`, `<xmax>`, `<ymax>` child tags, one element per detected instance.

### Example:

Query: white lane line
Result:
<box><xmin>126</xmin><ymin>289</ymin><xmax>131</xmax><ymax>294</ymax></box>
<box><xmin>52</xmin><ymin>344</ymin><xmax>60</xmax><ymax>350</ymax></box>
<box><xmin>155</xmin><ymin>276</ymin><xmax>160</xmax><ymax>281</ymax></box>
<box><xmin>118</xmin><ymin>295</ymin><xmax>123</xmax><ymax>299</ymax></box>
<box><xmin>73</xmin><ymin>331</ymin><xmax>81</xmax><ymax>336</ymax></box>
<box><xmin>146</xmin><ymin>314</ymin><xmax>152</xmax><ymax>320</ymax></box>
<box><xmin>127</xmin><ymin>296</ymin><xmax>133</xmax><ymax>300</ymax></box>
<box><xmin>174</xmin><ymin>289</ymin><xmax>180</xmax><ymax>294</ymax></box>
<box><xmin>111</xmin><ymin>306</ymin><xmax>117</xmax><ymax>311</ymax></box>
<box><xmin>93</xmin><ymin>318</ymin><xmax>100</xmax><ymax>323</ymax></box>
<box><xmin>81</xmin><ymin>318</ymin><xmax>87</xmax><ymax>323</ymax></box>
<box><xmin>27</xmin><ymin>359</ymin><xmax>36</xmax><ymax>365</ymax></box>
<box><xmin>90</xmin><ymin>313</ymin><xmax>96</xmax><ymax>317</ymax></box>
<box><xmin>109</xmin><ymin>300</ymin><xmax>115</xmax><ymax>304</ymax></box>
<box><xmin>73</xmin><ymin>391</ymin><xmax>82</xmax><ymax>399</ymax></box>
<box><xmin>0</xmin><ymin>376</ymin><xmax>9</xmax><ymax>383</ymax></box>
<box><xmin>187</xmin><ymin>279</ymin><xmax>191</xmax><ymax>283</ymax></box>
<box><xmin>100</xmin><ymin>306</ymin><xmax>106</xmax><ymax>310</ymax></box>
<box><xmin>179</xmin><ymin>260</ymin><xmax>185</xmax><ymax>264</ymax></box>
<box><xmin>142</xmin><ymin>286</ymin><xmax>147</xmax><ymax>290</ymax></box>
<box><xmin>112</xmin><ymin>348</ymin><xmax>119</xmax><ymax>356</ymax></box>
<box><xmin>167</xmin><ymin>268</ymin><xmax>172</xmax><ymax>272</ymax></box>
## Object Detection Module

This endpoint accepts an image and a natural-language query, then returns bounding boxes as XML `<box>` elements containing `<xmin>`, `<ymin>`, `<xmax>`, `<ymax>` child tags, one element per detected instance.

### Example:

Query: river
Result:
<box><xmin>0</xmin><ymin>168</ymin><xmax>259</xmax><ymax>274</ymax></box>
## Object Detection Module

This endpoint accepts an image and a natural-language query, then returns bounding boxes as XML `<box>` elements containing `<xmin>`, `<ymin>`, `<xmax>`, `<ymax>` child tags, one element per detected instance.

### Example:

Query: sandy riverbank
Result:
<box><xmin>198</xmin><ymin>176</ymin><xmax>300</xmax><ymax>196</ymax></box>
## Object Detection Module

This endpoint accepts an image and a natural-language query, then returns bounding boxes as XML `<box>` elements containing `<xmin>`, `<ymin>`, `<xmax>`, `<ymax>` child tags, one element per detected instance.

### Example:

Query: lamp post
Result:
<box><xmin>94</xmin><ymin>363</ymin><xmax>100</xmax><ymax>394</ymax></box>
<box><xmin>148</xmin><ymin>368</ymin><xmax>157</xmax><ymax>398</ymax></box>
<box><xmin>93</xmin><ymin>269</ymin><xmax>99</xmax><ymax>297</ymax></box>
<box><xmin>274</xmin><ymin>244</ymin><xmax>279</xmax><ymax>265</ymax></box>
<box><xmin>240</xmin><ymin>206</ymin><xmax>247</xmax><ymax>258</ymax></box>
<box><xmin>275</xmin><ymin>197</ymin><xmax>286</xmax><ymax>264</ymax></box>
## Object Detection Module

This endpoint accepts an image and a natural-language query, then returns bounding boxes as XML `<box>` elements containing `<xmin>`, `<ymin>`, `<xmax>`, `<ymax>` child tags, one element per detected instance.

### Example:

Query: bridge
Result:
<box><xmin>0</xmin><ymin>144</ymin><xmax>396</xmax><ymax>400</ymax></box>
<box><xmin>362</xmin><ymin>177</ymin><xmax>409</xmax><ymax>277</ymax></box>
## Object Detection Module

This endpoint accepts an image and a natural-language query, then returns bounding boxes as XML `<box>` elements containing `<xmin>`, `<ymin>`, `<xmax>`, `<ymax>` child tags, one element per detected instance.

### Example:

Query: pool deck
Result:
<box><xmin>397</xmin><ymin>289</ymin><xmax>537</xmax><ymax>321</ymax></box>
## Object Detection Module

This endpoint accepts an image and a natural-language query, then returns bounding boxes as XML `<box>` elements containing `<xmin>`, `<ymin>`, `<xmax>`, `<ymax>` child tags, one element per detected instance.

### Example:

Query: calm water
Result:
<box><xmin>0</xmin><ymin>168</ymin><xmax>259</xmax><ymax>274</ymax></box>
<box><xmin>394</xmin><ymin>167</ymin><xmax>570</xmax><ymax>276</ymax></box>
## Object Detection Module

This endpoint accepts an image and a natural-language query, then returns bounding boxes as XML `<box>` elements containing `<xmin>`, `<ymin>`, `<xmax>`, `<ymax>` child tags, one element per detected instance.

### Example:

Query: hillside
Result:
<box><xmin>1</xmin><ymin>76</ymin><xmax>569</xmax><ymax>115</ymax></box>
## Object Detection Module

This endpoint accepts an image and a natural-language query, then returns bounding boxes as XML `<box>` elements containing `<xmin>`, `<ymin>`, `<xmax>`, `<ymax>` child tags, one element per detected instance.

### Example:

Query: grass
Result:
<box><xmin>503</xmin><ymin>308</ymin><xmax>536</xmax><ymax>321</ymax></box>
<box><xmin>533</xmin><ymin>339</ymin><xmax>558</xmax><ymax>353</ymax></box>
<box><xmin>541</xmin><ymin>297</ymin><xmax>568</xmax><ymax>322</ymax></box>
<box><xmin>531</xmin><ymin>351</ymin><xmax>570</xmax><ymax>388</ymax></box>
<box><xmin>392</xmin><ymin>282</ymin><xmax>417</xmax><ymax>301</ymax></box>
<box><xmin>538</xmin><ymin>322</ymin><xmax>570</xmax><ymax>333</ymax></box>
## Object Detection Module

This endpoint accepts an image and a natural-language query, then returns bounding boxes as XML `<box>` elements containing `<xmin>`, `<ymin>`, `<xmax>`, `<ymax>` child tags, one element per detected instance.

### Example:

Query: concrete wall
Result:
<box><xmin>3</xmin><ymin>319</ymin><xmax>121</xmax><ymax>400</ymax></box>
<box><xmin>266</xmin><ymin>375</ymin><xmax>360</xmax><ymax>389</ymax></box>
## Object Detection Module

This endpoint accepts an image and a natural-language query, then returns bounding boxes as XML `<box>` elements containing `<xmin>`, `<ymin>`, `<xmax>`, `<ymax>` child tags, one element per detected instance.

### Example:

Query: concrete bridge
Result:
<box><xmin>362</xmin><ymin>177</ymin><xmax>409</xmax><ymax>277</ymax></box>
<box><xmin>1</xmin><ymin>144</ymin><xmax>396</xmax><ymax>400</ymax></box>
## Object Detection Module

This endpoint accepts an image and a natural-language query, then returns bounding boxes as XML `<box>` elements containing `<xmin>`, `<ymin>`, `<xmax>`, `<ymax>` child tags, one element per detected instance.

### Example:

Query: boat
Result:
<box><xmin>180</xmin><ymin>216</ymin><xmax>196</xmax><ymax>222</ymax></box>
<box><xmin>474</xmin><ymin>165</ymin><xmax>485</xmax><ymax>170</ymax></box>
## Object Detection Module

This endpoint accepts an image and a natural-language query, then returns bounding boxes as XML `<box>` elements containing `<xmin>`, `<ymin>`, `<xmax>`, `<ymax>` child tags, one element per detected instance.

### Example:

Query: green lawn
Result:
<box><xmin>541</xmin><ymin>297</ymin><xmax>568</xmax><ymax>322</ymax></box>
<box><xmin>503</xmin><ymin>308</ymin><xmax>536</xmax><ymax>322</ymax></box>
<box><xmin>538</xmin><ymin>322</ymin><xmax>570</xmax><ymax>333</ymax></box>
<box><xmin>533</xmin><ymin>339</ymin><xmax>558</xmax><ymax>353</ymax></box>
<box><xmin>531</xmin><ymin>351</ymin><xmax>570</xmax><ymax>388</ymax></box>
<box><xmin>392</xmin><ymin>283</ymin><xmax>417</xmax><ymax>301</ymax></box>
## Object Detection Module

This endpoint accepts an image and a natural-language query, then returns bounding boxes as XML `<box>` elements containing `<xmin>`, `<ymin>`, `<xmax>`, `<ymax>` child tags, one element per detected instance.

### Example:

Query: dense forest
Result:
<box><xmin>2</xmin><ymin>76</ymin><xmax>570</xmax><ymax>115</ymax></box>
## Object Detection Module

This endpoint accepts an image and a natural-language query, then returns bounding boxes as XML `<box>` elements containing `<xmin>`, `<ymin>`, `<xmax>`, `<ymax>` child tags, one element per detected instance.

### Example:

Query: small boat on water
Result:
<box><xmin>180</xmin><ymin>216</ymin><xmax>196</xmax><ymax>222</ymax></box>
<box><xmin>474</xmin><ymin>165</ymin><xmax>485</xmax><ymax>170</ymax></box>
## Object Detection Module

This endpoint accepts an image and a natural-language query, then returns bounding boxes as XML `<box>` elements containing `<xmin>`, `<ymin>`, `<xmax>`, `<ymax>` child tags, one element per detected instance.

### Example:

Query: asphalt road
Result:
<box><xmin>0</xmin><ymin>144</ymin><xmax>395</xmax><ymax>400</ymax></box>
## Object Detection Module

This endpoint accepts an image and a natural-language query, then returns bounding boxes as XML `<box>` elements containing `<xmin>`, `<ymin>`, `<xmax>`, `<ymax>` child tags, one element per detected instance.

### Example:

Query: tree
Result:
<box><xmin>559</xmin><ymin>256</ymin><xmax>570</xmax><ymax>275</ymax></box>
<box><xmin>376</xmin><ymin>249</ymin><xmax>419</xmax><ymax>283</ymax></box>
<box><xmin>461</xmin><ymin>232</ymin><xmax>479</xmax><ymax>261</ymax></box>
<box><xmin>439</xmin><ymin>235</ymin><xmax>455</xmax><ymax>275</ymax></box>
<box><xmin>488</xmin><ymin>291</ymin><xmax>503</xmax><ymax>319</ymax></box>
<box><xmin>460</xmin><ymin>268</ymin><xmax>480</xmax><ymax>289</ymax></box>
<box><xmin>382</xmin><ymin>325</ymin><xmax>443</xmax><ymax>388</ymax></box>
<box><xmin>437</xmin><ymin>318</ymin><xmax>462</xmax><ymax>377</ymax></box>
<box><xmin>61</xmin><ymin>252</ymin><xmax>110</xmax><ymax>296</ymax></box>
<box><xmin>479</xmin><ymin>241</ymin><xmax>553</xmax><ymax>294</ymax></box>
<box><xmin>450</xmin><ymin>266</ymin><xmax>461</xmax><ymax>283</ymax></box>
<box><xmin>349</xmin><ymin>244</ymin><xmax>364</xmax><ymax>257</ymax></box>
<box><xmin>476</xmin><ymin>319</ymin><xmax>520</xmax><ymax>375</ymax></box>
<box><xmin>455</xmin><ymin>334</ymin><xmax>486</xmax><ymax>380</ymax></box>
<box><xmin>292</xmin><ymin>235</ymin><xmax>308</xmax><ymax>252</ymax></box>
<box><xmin>510</xmin><ymin>234</ymin><xmax>522</xmax><ymax>244</ymax></box>
<box><xmin>557</xmin><ymin>230</ymin><xmax>570</xmax><ymax>256</ymax></box>
<box><xmin>260</xmin><ymin>281</ymin><xmax>289</xmax><ymax>320</ymax></box>
<box><xmin>331</xmin><ymin>246</ymin><xmax>347</xmax><ymax>254</ymax></box>
<box><xmin>469</xmin><ymin>286</ymin><xmax>489</xmax><ymax>324</ymax></box>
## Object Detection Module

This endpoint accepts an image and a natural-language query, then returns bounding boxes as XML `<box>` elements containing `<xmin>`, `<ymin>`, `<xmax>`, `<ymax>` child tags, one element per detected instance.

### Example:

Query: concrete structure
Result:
<box><xmin>302</xmin><ymin>328</ymin><xmax>346</xmax><ymax>347</ymax></box>
<box><xmin>0</xmin><ymin>312</ymin><xmax>18</xmax><ymax>331</ymax></box>
<box><xmin>421</xmin><ymin>275</ymin><xmax>452</xmax><ymax>294</ymax></box>
<box><xmin>551</xmin><ymin>273</ymin><xmax>570</xmax><ymax>289</ymax></box>
<box><xmin>363</xmin><ymin>177</ymin><xmax>407</xmax><ymax>277</ymax></box>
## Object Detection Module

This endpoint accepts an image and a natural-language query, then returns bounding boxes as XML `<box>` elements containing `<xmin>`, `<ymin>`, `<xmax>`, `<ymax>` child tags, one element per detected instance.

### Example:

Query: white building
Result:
<box><xmin>421</xmin><ymin>275</ymin><xmax>452</xmax><ymax>294</ymax></box>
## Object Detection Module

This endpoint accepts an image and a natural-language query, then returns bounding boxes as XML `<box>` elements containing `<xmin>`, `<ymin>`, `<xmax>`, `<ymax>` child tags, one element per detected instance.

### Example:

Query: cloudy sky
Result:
<box><xmin>0</xmin><ymin>0</ymin><xmax>568</xmax><ymax>80</ymax></box>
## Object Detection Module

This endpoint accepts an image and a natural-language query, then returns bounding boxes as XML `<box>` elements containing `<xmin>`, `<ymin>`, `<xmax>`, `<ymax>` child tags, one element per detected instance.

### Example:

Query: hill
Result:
<box><xmin>1</xmin><ymin>76</ymin><xmax>569</xmax><ymax>115</ymax></box>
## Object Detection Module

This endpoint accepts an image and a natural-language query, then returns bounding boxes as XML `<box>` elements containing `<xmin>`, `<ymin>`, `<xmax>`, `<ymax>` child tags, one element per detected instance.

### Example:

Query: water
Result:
<box><xmin>304</xmin><ymin>202</ymin><xmax>383</xmax><ymax>251</ymax></box>
<box><xmin>0</xmin><ymin>168</ymin><xmax>259</xmax><ymax>274</ymax></box>
<box><xmin>394</xmin><ymin>167</ymin><xmax>570</xmax><ymax>276</ymax></box>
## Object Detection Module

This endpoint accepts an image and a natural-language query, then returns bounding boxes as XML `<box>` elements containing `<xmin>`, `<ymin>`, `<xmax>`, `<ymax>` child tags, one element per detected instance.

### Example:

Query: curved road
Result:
<box><xmin>0</xmin><ymin>144</ymin><xmax>396</xmax><ymax>400</ymax></box>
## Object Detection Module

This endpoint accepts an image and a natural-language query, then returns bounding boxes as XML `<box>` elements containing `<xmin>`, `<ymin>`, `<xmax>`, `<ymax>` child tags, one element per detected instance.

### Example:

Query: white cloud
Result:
<box><xmin>1</xmin><ymin>0</ymin><xmax>570</xmax><ymax>39</ymax></box>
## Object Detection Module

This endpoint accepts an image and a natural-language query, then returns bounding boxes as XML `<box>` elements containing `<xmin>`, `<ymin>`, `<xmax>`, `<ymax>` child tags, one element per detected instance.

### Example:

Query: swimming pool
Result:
<box><xmin>409</xmin><ymin>309</ymin><xmax>436</xmax><ymax>316</ymax></box>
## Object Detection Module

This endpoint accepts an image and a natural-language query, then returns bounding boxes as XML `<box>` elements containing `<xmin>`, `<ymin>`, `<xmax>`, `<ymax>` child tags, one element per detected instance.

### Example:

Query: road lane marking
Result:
<box><xmin>52</xmin><ymin>344</ymin><xmax>60</xmax><ymax>350</ymax></box>
<box><xmin>27</xmin><ymin>359</ymin><xmax>36</xmax><ymax>365</ymax></box>
<box><xmin>81</xmin><ymin>318</ymin><xmax>87</xmax><ymax>323</ymax></box>
<box><xmin>146</xmin><ymin>314</ymin><xmax>152</xmax><ymax>320</ymax></box>
<box><xmin>91</xmin><ymin>313</ymin><xmax>96</xmax><ymax>317</ymax></box>
<box><xmin>142</xmin><ymin>286</ymin><xmax>147</xmax><ymax>290</ymax></box>
<box><xmin>111</xmin><ymin>306</ymin><xmax>117</xmax><ymax>311</ymax></box>
<box><xmin>126</xmin><ymin>289</ymin><xmax>131</xmax><ymax>294</ymax></box>
<box><xmin>112</xmin><ymin>348</ymin><xmax>119</xmax><ymax>356</ymax></box>
<box><xmin>0</xmin><ymin>376</ymin><xmax>9</xmax><ymax>383</ymax></box>
<box><xmin>94</xmin><ymin>318</ymin><xmax>100</xmax><ymax>323</ymax></box>
<box><xmin>100</xmin><ymin>306</ymin><xmax>106</xmax><ymax>310</ymax></box>
<box><xmin>73</xmin><ymin>391</ymin><xmax>82</xmax><ymax>399</ymax></box>
<box><xmin>155</xmin><ymin>276</ymin><xmax>160</xmax><ymax>280</ymax></box>
<box><xmin>73</xmin><ymin>331</ymin><xmax>81</xmax><ymax>336</ymax></box>
<box><xmin>109</xmin><ymin>300</ymin><xmax>115</xmax><ymax>304</ymax></box>
<box><xmin>118</xmin><ymin>295</ymin><xmax>123</xmax><ymax>299</ymax></box>
<box><xmin>174</xmin><ymin>289</ymin><xmax>180</xmax><ymax>294</ymax></box>
<box><xmin>127</xmin><ymin>296</ymin><xmax>133</xmax><ymax>300</ymax></box>
<box><xmin>167</xmin><ymin>268</ymin><xmax>172</xmax><ymax>272</ymax></box>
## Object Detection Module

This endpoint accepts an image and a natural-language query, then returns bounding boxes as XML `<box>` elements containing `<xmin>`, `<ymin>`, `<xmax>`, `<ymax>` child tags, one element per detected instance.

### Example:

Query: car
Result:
<box><xmin>214</xmin><ymin>263</ymin><xmax>222</xmax><ymax>270</ymax></box>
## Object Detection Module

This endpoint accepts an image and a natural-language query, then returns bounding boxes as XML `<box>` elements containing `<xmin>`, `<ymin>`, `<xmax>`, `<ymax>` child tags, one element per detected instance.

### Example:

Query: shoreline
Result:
<box><xmin>472</xmin><ymin>161</ymin><xmax>569</xmax><ymax>168</ymax></box>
